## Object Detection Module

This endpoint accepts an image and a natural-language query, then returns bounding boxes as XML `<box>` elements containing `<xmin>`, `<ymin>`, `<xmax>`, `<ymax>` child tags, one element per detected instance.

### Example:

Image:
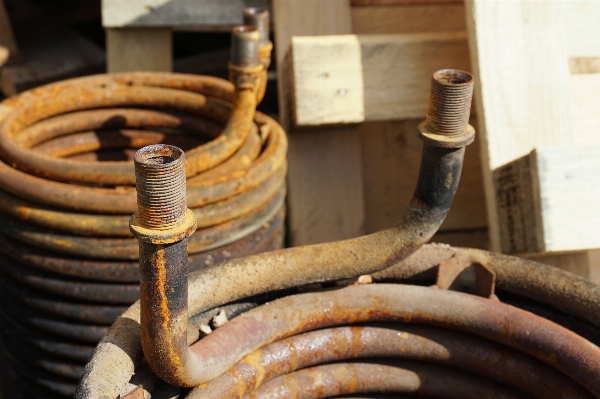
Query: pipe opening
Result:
<box><xmin>135</xmin><ymin>144</ymin><xmax>183</xmax><ymax>168</ymax></box>
<box><xmin>134</xmin><ymin>145</ymin><xmax>187</xmax><ymax>229</ymax></box>
<box><xmin>425</xmin><ymin>69</ymin><xmax>474</xmax><ymax>138</ymax></box>
<box><xmin>433</xmin><ymin>69</ymin><xmax>473</xmax><ymax>86</ymax></box>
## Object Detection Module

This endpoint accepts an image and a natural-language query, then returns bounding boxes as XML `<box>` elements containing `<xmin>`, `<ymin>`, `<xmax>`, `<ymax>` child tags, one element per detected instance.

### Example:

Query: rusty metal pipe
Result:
<box><xmin>0</xmin><ymin>112</ymin><xmax>286</xmax><ymax>214</ymax></box>
<box><xmin>0</xmin><ymin>189</ymin><xmax>282</xmax><ymax>259</ymax></box>
<box><xmin>179</xmin><ymin>284</ymin><xmax>600</xmax><ymax>394</ymax></box>
<box><xmin>77</xmin><ymin>69</ymin><xmax>475</xmax><ymax>395</ymax></box>
<box><xmin>130</xmin><ymin>144</ymin><xmax>198</xmax><ymax>387</ymax></box>
<box><xmin>136</xmin><ymin>141</ymin><xmax>468</xmax><ymax>387</ymax></box>
<box><xmin>189</xmin><ymin>325</ymin><xmax>592</xmax><ymax>399</ymax></box>
<box><xmin>245</xmin><ymin>361</ymin><xmax>530</xmax><ymax>399</ymax></box>
<box><xmin>0</xmin><ymin>159</ymin><xmax>281</xmax><ymax>238</ymax></box>
<box><xmin>372</xmin><ymin>244</ymin><xmax>600</xmax><ymax>330</ymax></box>
<box><xmin>243</xmin><ymin>7</ymin><xmax>272</xmax><ymax>102</ymax></box>
<box><xmin>0</xmin><ymin>87</ymin><xmax>256</xmax><ymax>186</ymax></box>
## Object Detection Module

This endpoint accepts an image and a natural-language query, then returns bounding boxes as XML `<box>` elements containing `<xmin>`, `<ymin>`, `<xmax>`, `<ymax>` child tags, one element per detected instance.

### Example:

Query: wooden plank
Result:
<box><xmin>587</xmin><ymin>249</ymin><xmax>600</xmax><ymax>284</ymax></box>
<box><xmin>351</xmin><ymin>3</ymin><xmax>466</xmax><ymax>34</ymax></box>
<box><xmin>569</xmin><ymin>63</ymin><xmax>600</xmax><ymax>145</ymax></box>
<box><xmin>360</xmin><ymin>118</ymin><xmax>487</xmax><ymax>234</ymax></box>
<box><xmin>352</xmin><ymin>0</ymin><xmax>461</xmax><ymax>5</ymax></box>
<box><xmin>0</xmin><ymin>0</ymin><xmax>21</xmax><ymax>64</ymax></box>
<box><xmin>106</xmin><ymin>28</ymin><xmax>172</xmax><ymax>73</ymax></box>
<box><xmin>274</xmin><ymin>0</ymin><xmax>365</xmax><ymax>246</ymax></box>
<box><xmin>287</xmin><ymin>128</ymin><xmax>365</xmax><ymax>245</ymax></box>
<box><xmin>465</xmin><ymin>0</ymin><xmax>600</xmax><ymax>278</ymax></box>
<box><xmin>495</xmin><ymin>145</ymin><xmax>600</xmax><ymax>254</ymax></box>
<box><xmin>465</xmin><ymin>0</ymin><xmax>600</xmax><ymax>253</ymax></box>
<box><xmin>350</xmin><ymin>0</ymin><xmax>486</xmax><ymax>243</ymax></box>
<box><xmin>102</xmin><ymin>0</ymin><xmax>271</xmax><ymax>31</ymax></box>
<box><xmin>290</xmin><ymin>31</ymin><xmax>470</xmax><ymax>127</ymax></box>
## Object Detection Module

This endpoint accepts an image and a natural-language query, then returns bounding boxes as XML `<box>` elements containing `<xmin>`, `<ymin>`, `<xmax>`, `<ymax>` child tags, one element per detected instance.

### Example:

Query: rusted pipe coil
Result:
<box><xmin>188</xmin><ymin>325</ymin><xmax>591</xmax><ymax>399</ymax></box>
<box><xmin>0</xmin><ymin>28</ymin><xmax>285</xmax><ymax>398</ymax></box>
<box><xmin>76</xmin><ymin>261</ymin><xmax>600</xmax><ymax>399</ymax></box>
<box><xmin>0</xmin><ymin>211</ymin><xmax>285</xmax><ymax>397</ymax></box>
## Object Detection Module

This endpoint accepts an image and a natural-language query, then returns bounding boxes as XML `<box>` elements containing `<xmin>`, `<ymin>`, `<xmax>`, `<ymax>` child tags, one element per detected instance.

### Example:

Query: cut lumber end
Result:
<box><xmin>495</xmin><ymin>145</ymin><xmax>600</xmax><ymax>255</ymax></box>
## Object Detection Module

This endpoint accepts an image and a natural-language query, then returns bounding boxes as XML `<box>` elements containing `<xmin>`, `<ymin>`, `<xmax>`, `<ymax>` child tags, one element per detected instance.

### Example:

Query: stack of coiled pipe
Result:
<box><xmin>77</xmin><ymin>69</ymin><xmax>600</xmax><ymax>399</ymax></box>
<box><xmin>0</xmin><ymin>8</ymin><xmax>287</xmax><ymax>398</ymax></box>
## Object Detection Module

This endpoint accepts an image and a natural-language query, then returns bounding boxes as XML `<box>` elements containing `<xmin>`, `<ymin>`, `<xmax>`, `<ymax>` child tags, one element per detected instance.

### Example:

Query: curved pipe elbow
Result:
<box><xmin>138</xmin><ymin>69</ymin><xmax>475</xmax><ymax>387</ymax></box>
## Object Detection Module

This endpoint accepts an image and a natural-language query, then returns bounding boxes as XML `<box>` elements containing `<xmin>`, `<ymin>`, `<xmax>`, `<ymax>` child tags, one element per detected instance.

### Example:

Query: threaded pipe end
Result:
<box><xmin>134</xmin><ymin>144</ymin><xmax>187</xmax><ymax>230</ymax></box>
<box><xmin>425</xmin><ymin>69</ymin><xmax>474</xmax><ymax>138</ymax></box>
<box><xmin>230</xmin><ymin>25</ymin><xmax>260</xmax><ymax>67</ymax></box>
<box><xmin>243</xmin><ymin>7</ymin><xmax>270</xmax><ymax>47</ymax></box>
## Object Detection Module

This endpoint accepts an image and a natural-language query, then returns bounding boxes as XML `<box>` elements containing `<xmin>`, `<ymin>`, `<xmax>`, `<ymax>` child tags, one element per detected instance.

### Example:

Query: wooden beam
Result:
<box><xmin>102</xmin><ymin>0</ymin><xmax>271</xmax><ymax>31</ymax></box>
<box><xmin>289</xmin><ymin>31</ymin><xmax>470</xmax><ymax>127</ymax></box>
<box><xmin>465</xmin><ymin>0</ymin><xmax>600</xmax><ymax>279</ymax></box>
<box><xmin>465</xmin><ymin>0</ymin><xmax>600</xmax><ymax>252</ymax></box>
<box><xmin>351</xmin><ymin>3</ymin><xmax>466</xmax><ymax>34</ymax></box>
<box><xmin>495</xmin><ymin>145</ymin><xmax>600</xmax><ymax>254</ymax></box>
<box><xmin>274</xmin><ymin>0</ymin><xmax>366</xmax><ymax>246</ymax></box>
<box><xmin>286</xmin><ymin>127</ymin><xmax>365</xmax><ymax>245</ymax></box>
<box><xmin>106</xmin><ymin>28</ymin><xmax>172</xmax><ymax>73</ymax></box>
<box><xmin>351</xmin><ymin>0</ymin><xmax>462</xmax><ymax>5</ymax></box>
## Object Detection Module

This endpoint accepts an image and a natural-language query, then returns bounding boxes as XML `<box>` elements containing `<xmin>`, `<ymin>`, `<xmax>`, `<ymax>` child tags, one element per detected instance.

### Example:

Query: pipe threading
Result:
<box><xmin>425</xmin><ymin>69</ymin><xmax>474</xmax><ymax>138</ymax></box>
<box><xmin>231</xmin><ymin>26</ymin><xmax>260</xmax><ymax>67</ymax></box>
<box><xmin>134</xmin><ymin>144</ymin><xmax>187</xmax><ymax>230</ymax></box>
<box><xmin>243</xmin><ymin>8</ymin><xmax>270</xmax><ymax>47</ymax></box>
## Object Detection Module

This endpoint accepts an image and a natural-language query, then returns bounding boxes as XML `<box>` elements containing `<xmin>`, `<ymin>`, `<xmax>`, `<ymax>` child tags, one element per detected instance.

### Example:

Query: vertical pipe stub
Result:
<box><xmin>230</xmin><ymin>26</ymin><xmax>260</xmax><ymax>67</ymax></box>
<box><xmin>419</xmin><ymin>69</ymin><xmax>475</xmax><ymax>148</ymax></box>
<box><xmin>134</xmin><ymin>144</ymin><xmax>187</xmax><ymax>230</ymax></box>
<box><xmin>243</xmin><ymin>7</ymin><xmax>270</xmax><ymax>47</ymax></box>
<box><xmin>130</xmin><ymin>144</ymin><xmax>196</xmax><ymax>244</ymax></box>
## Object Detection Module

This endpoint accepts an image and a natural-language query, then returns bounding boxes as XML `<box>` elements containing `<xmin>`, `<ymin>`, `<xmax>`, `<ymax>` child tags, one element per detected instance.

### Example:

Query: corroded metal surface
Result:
<box><xmin>77</xmin><ymin>68</ymin><xmax>600</xmax><ymax>399</ymax></box>
<box><xmin>189</xmin><ymin>325</ymin><xmax>593</xmax><ymax>399</ymax></box>
<box><xmin>0</xmin><ymin>16</ymin><xmax>285</xmax><ymax>398</ymax></box>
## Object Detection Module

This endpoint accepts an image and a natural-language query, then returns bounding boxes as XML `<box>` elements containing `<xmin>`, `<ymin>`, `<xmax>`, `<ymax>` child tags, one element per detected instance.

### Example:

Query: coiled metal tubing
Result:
<box><xmin>77</xmin><ymin>68</ymin><xmax>600</xmax><ymax>399</ymax></box>
<box><xmin>76</xmin><ymin>246</ymin><xmax>600</xmax><ymax>399</ymax></box>
<box><xmin>0</xmin><ymin>14</ymin><xmax>286</xmax><ymax>398</ymax></box>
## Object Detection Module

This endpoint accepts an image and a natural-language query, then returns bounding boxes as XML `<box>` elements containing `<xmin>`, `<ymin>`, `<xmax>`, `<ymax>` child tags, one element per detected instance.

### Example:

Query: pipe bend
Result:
<box><xmin>137</xmin><ymin>69</ymin><xmax>476</xmax><ymax>387</ymax></box>
<box><xmin>148</xmin><ymin>138</ymin><xmax>467</xmax><ymax>387</ymax></box>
